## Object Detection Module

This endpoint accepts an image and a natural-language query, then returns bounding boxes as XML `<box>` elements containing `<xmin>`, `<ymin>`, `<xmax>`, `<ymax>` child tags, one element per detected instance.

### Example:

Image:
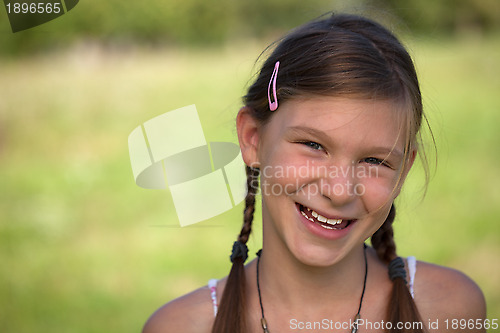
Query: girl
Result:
<box><xmin>144</xmin><ymin>13</ymin><xmax>486</xmax><ymax>333</ymax></box>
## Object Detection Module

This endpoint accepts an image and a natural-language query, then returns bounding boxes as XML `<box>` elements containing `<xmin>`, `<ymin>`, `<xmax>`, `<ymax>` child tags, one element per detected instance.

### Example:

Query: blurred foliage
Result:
<box><xmin>377</xmin><ymin>0</ymin><xmax>500</xmax><ymax>34</ymax></box>
<box><xmin>1</xmin><ymin>0</ymin><xmax>500</xmax><ymax>56</ymax></box>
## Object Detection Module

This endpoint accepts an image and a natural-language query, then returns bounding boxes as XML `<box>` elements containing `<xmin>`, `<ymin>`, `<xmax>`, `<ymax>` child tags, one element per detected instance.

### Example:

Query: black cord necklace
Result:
<box><xmin>256</xmin><ymin>245</ymin><xmax>368</xmax><ymax>333</ymax></box>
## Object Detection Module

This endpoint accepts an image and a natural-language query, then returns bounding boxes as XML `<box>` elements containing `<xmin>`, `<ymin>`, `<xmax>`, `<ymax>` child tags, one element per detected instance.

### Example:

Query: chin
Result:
<box><xmin>287</xmin><ymin>241</ymin><xmax>352</xmax><ymax>268</ymax></box>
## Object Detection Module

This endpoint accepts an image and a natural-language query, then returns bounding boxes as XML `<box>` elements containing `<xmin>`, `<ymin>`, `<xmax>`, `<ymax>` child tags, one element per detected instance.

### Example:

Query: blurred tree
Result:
<box><xmin>376</xmin><ymin>0</ymin><xmax>500</xmax><ymax>34</ymax></box>
<box><xmin>0</xmin><ymin>0</ymin><xmax>499</xmax><ymax>56</ymax></box>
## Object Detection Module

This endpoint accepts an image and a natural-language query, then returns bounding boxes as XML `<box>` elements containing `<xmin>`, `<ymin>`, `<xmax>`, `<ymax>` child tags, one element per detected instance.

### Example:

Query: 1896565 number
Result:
<box><xmin>6</xmin><ymin>2</ymin><xmax>61</xmax><ymax>14</ymax></box>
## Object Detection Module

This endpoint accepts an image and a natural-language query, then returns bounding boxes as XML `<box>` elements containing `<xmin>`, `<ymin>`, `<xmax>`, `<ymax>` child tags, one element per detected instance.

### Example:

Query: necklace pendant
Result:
<box><xmin>261</xmin><ymin>317</ymin><xmax>270</xmax><ymax>333</ymax></box>
<box><xmin>351</xmin><ymin>314</ymin><xmax>360</xmax><ymax>333</ymax></box>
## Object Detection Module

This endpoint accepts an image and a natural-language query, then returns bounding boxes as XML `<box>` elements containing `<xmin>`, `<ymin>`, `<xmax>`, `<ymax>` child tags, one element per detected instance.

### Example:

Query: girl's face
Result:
<box><xmin>238</xmin><ymin>96</ymin><xmax>414</xmax><ymax>267</ymax></box>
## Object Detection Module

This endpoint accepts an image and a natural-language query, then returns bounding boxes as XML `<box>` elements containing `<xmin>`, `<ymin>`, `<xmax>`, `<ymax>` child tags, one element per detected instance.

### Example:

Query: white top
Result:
<box><xmin>208</xmin><ymin>278</ymin><xmax>218</xmax><ymax>316</ymax></box>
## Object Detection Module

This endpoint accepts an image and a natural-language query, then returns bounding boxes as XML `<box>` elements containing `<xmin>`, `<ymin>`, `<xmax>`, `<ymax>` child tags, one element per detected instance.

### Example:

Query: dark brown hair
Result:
<box><xmin>213</xmin><ymin>12</ymin><xmax>426</xmax><ymax>333</ymax></box>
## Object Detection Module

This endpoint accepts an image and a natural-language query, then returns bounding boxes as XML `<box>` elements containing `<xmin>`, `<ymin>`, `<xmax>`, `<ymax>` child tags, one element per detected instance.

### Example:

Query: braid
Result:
<box><xmin>371</xmin><ymin>204</ymin><xmax>397</xmax><ymax>264</ymax></box>
<box><xmin>371</xmin><ymin>204</ymin><xmax>426</xmax><ymax>333</ymax></box>
<box><xmin>238</xmin><ymin>166</ymin><xmax>259</xmax><ymax>243</ymax></box>
<box><xmin>211</xmin><ymin>166</ymin><xmax>259</xmax><ymax>333</ymax></box>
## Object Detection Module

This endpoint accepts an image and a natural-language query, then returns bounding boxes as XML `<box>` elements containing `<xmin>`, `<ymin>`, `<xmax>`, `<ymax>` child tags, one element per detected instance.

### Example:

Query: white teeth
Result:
<box><xmin>327</xmin><ymin>218</ymin><xmax>342</xmax><ymax>225</ymax></box>
<box><xmin>302</xmin><ymin>206</ymin><xmax>343</xmax><ymax>226</ymax></box>
<box><xmin>311</xmin><ymin>209</ymin><xmax>342</xmax><ymax>225</ymax></box>
<box><xmin>300</xmin><ymin>210</ymin><xmax>315</xmax><ymax>223</ymax></box>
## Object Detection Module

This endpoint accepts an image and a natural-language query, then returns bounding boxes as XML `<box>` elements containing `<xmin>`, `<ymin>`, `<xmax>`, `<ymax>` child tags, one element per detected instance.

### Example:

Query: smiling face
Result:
<box><xmin>238</xmin><ymin>96</ymin><xmax>414</xmax><ymax>267</ymax></box>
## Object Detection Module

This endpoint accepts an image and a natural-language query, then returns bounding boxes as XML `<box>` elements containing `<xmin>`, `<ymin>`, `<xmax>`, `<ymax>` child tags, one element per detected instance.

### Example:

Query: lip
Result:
<box><xmin>295</xmin><ymin>202</ymin><xmax>356</xmax><ymax>240</ymax></box>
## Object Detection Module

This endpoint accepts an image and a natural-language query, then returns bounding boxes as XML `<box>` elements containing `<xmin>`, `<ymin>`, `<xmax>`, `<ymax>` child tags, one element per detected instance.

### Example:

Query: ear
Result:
<box><xmin>394</xmin><ymin>149</ymin><xmax>417</xmax><ymax>197</ymax></box>
<box><xmin>236</xmin><ymin>107</ymin><xmax>261</xmax><ymax>168</ymax></box>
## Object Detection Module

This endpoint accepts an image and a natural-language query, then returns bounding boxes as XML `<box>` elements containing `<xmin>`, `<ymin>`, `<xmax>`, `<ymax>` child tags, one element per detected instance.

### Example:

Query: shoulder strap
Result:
<box><xmin>208</xmin><ymin>279</ymin><xmax>218</xmax><ymax>316</ymax></box>
<box><xmin>406</xmin><ymin>256</ymin><xmax>417</xmax><ymax>298</ymax></box>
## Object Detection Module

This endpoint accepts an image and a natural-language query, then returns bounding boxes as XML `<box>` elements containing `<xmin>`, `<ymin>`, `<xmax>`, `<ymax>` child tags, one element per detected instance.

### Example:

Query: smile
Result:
<box><xmin>297</xmin><ymin>203</ymin><xmax>354</xmax><ymax>230</ymax></box>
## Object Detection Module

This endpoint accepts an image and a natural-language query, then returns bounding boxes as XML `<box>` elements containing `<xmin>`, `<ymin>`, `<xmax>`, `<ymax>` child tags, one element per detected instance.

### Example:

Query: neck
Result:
<box><xmin>258</xmin><ymin>239</ymin><xmax>367</xmax><ymax>311</ymax></box>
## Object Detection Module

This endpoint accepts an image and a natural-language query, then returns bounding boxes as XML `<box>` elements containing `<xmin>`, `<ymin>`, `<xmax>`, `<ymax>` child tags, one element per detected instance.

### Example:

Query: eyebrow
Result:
<box><xmin>286</xmin><ymin>125</ymin><xmax>404</xmax><ymax>159</ymax></box>
<box><xmin>286</xmin><ymin>126</ymin><xmax>332</xmax><ymax>143</ymax></box>
<box><xmin>369</xmin><ymin>147</ymin><xmax>404</xmax><ymax>160</ymax></box>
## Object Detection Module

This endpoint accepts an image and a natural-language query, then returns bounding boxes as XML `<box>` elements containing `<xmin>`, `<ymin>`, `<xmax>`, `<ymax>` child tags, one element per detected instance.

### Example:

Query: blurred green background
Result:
<box><xmin>0</xmin><ymin>0</ymin><xmax>499</xmax><ymax>332</ymax></box>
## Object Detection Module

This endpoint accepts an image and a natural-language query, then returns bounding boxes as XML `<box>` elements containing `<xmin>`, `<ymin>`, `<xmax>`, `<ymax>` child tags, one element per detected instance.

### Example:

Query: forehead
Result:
<box><xmin>264</xmin><ymin>96</ymin><xmax>406</xmax><ymax>150</ymax></box>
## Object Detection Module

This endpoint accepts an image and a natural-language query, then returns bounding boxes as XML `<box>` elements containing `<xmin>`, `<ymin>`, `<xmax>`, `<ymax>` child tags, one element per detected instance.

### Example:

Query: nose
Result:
<box><xmin>318</xmin><ymin>161</ymin><xmax>359</xmax><ymax>206</ymax></box>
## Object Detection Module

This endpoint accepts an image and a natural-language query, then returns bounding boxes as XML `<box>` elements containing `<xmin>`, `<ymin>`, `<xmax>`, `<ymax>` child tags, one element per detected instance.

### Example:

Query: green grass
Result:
<box><xmin>0</xmin><ymin>35</ymin><xmax>499</xmax><ymax>332</ymax></box>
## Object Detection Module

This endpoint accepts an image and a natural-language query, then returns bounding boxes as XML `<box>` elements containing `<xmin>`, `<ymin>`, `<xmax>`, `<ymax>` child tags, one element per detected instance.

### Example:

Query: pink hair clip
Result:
<box><xmin>267</xmin><ymin>61</ymin><xmax>280</xmax><ymax>111</ymax></box>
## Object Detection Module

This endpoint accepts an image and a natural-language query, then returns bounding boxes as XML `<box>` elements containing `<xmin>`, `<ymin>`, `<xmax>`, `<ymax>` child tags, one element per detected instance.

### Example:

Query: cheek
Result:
<box><xmin>359</xmin><ymin>176</ymin><xmax>397</xmax><ymax>236</ymax></box>
<box><xmin>359</xmin><ymin>174</ymin><xmax>397</xmax><ymax>211</ymax></box>
<box><xmin>260</xmin><ymin>150</ymin><xmax>312</xmax><ymax>189</ymax></box>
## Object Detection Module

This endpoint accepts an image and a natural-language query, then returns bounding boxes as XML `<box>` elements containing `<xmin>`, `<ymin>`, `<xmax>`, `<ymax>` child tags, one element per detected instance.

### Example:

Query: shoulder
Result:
<box><xmin>142</xmin><ymin>284</ymin><xmax>215</xmax><ymax>333</ymax></box>
<box><xmin>413</xmin><ymin>260</ymin><xmax>486</xmax><ymax>331</ymax></box>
